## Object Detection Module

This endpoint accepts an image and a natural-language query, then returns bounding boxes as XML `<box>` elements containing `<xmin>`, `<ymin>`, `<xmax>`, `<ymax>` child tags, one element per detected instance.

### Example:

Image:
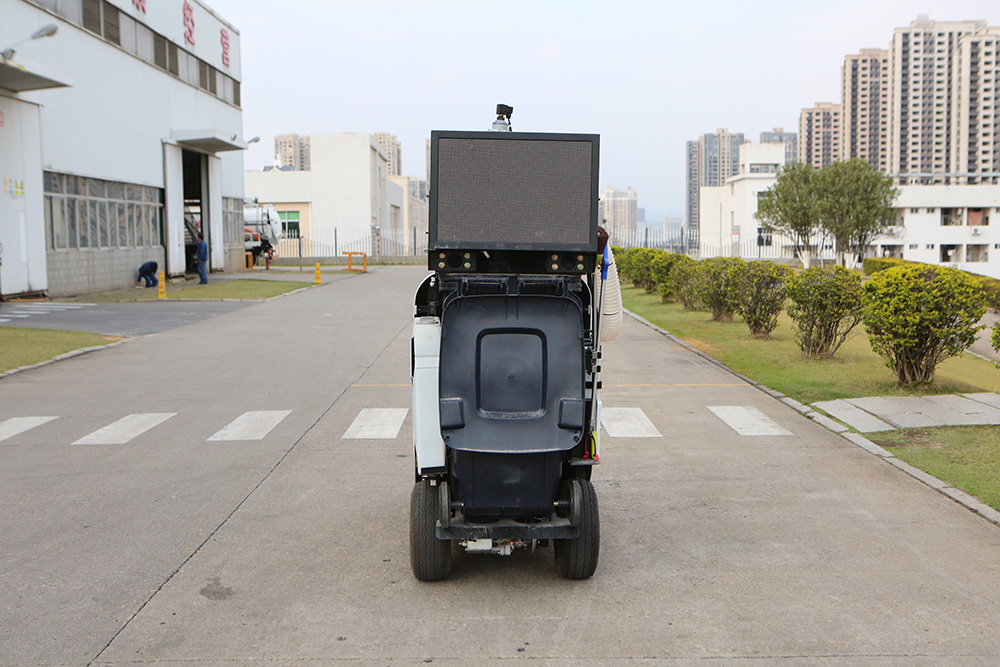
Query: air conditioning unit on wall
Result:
<box><xmin>971</xmin><ymin>227</ymin><xmax>982</xmax><ymax>235</ymax></box>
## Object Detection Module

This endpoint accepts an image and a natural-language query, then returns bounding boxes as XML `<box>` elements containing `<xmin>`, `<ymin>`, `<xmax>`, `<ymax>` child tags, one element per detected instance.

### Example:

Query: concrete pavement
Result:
<box><xmin>3</xmin><ymin>265</ymin><xmax>1000</xmax><ymax>665</ymax></box>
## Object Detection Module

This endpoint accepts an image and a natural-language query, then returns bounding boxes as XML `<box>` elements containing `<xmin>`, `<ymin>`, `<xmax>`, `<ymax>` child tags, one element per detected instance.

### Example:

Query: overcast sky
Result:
<box><xmin>211</xmin><ymin>0</ymin><xmax>1000</xmax><ymax>223</ymax></box>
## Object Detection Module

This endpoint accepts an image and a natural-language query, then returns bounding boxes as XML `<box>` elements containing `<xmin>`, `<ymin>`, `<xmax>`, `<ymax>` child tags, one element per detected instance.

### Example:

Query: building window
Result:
<box><xmin>223</xmin><ymin>197</ymin><xmax>243</xmax><ymax>249</ymax></box>
<box><xmin>279</xmin><ymin>211</ymin><xmax>301</xmax><ymax>237</ymax></box>
<box><xmin>44</xmin><ymin>172</ymin><xmax>162</xmax><ymax>251</ymax></box>
<box><xmin>909</xmin><ymin>244</ymin><xmax>918</xmax><ymax>249</ymax></box>
<box><xmin>967</xmin><ymin>244</ymin><xmax>989</xmax><ymax>262</ymax></box>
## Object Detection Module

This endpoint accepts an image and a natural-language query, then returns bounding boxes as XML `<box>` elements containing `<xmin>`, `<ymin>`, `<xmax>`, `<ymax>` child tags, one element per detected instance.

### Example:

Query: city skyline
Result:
<box><xmin>210</xmin><ymin>0</ymin><xmax>1000</xmax><ymax>223</ymax></box>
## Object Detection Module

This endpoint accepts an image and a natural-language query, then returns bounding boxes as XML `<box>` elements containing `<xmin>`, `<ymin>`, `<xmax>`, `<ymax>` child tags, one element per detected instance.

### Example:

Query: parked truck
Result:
<box><xmin>243</xmin><ymin>200</ymin><xmax>283</xmax><ymax>266</ymax></box>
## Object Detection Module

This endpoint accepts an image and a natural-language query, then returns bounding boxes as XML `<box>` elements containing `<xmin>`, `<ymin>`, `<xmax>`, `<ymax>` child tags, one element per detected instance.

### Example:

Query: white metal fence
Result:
<box><xmin>276</xmin><ymin>227</ymin><xmax>428</xmax><ymax>260</ymax></box>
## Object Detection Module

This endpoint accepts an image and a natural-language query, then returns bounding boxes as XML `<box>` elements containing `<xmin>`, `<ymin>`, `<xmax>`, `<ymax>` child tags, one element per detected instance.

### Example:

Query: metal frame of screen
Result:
<box><xmin>428</xmin><ymin>131</ymin><xmax>600</xmax><ymax>252</ymax></box>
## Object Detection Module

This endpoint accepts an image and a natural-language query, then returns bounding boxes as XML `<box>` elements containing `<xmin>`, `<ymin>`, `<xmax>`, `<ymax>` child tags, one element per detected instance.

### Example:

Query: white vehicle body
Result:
<box><xmin>243</xmin><ymin>201</ymin><xmax>283</xmax><ymax>258</ymax></box>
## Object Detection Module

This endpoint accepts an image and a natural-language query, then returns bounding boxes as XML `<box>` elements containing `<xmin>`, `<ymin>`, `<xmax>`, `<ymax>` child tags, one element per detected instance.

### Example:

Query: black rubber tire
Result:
<box><xmin>554</xmin><ymin>479</ymin><xmax>600</xmax><ymax>580</ymax></box>
<box><xmin>410</xmin><ymin>480</ymin><xmax>452</xmax><ymax>581</ymax></box>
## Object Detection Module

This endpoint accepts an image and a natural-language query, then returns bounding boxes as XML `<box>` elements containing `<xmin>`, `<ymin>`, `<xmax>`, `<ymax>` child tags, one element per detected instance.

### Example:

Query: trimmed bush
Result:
<box><xmin>993</xmin><ymin>322</ymin><xmax>1000</xmax><ymax>369</ymax></box>
<box><xmin>968</xmin><ymin>273</ymin><xmax>1000</xmax><ymax>313</ymax></box>
<box><xmin>862</xmin><ymin>256</ymin><xmax>910</xmax><ymax>275</ymax></box>
<box><xmin>862</xmin><ymin>265</ymin><xmax>986</xmax><ymax>385</ymax></box>
<box><xmin>622</xmin><ymin>248</ymin><xmax>658</xmax><ymax>289</ymax></box>
<box><xmin>732</xmin><ymin>261</ymin><xmax>793</xmax><ymax>337</ymax></box>
<box><xmin>696</xmin><ymin>257</ymin><xmax>746</xmax><ymax>322</ymax></box>
<box><xmin>785</xmin><ymin>266</ymin><xmax>864</xmax><ymax>358</ymax></box>
<box><xmin>664</xmin><ymin>255</ymin><xmax>704</xmax><ymax>310</ymax></box>
<box><xmin>650</xmin><ymin>251</ymin><xmax>682</xmax><ymax>300</ymax></box>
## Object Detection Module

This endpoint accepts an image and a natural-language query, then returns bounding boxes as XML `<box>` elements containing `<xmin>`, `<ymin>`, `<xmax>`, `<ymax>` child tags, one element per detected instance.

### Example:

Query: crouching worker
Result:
<box><xmin>136</xmin><ymin>261</ymin><xmax>159</xmax><ymax>288</ymax></box>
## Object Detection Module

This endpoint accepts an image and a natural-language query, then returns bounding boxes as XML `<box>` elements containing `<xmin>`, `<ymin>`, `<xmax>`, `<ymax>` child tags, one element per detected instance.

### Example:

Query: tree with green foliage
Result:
<box><xmin>754</xmin><ymin>162</ymin><xmax>821</xmax><ymax>269</ymax></box>
<box><xmin>862</xmin><ymin>265</ymin><xmax>986</xmax><ymax>385</ymax></box>
<box><xmin>663</xmin><ymin>254</ymin><xmax>703</xmax><ymax>310</ymax></box>
<box><xmin>731</xmin><ymin>261</ymin><xmax>793</xmax><ymax>337</ymax></box>
<box><xmin>817</xmin><ymin>159</ymin><xmax>899</xmax><ymax>267</ymax></box>
<box><xmin>785</xmin><ymin>265</ymin><xmax>864</xmax><ymax>358</ymax></box>
<box><xmin>696</xmin><ymin>257</ymin><xmax>746</xmax><ymax>322</ymax></box>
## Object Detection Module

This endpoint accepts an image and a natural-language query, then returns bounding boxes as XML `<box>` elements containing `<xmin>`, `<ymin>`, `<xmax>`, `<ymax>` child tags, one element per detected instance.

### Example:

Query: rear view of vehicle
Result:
<box><xmin>409</xmin><ymin>107</ymin><xmax>607</xmax><ymax>580</ymax></box>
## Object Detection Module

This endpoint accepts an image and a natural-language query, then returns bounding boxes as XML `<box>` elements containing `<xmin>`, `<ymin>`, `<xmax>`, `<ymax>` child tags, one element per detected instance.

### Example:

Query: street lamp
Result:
<box><xmin>248</xmin><ymin>136</ymin><xmax>260</xmax><ymax>144</ymax></box>
<box><xmin>2</xmin><ymin>24</ymin><xmax>59</xmax><ymax>61</ymax></box>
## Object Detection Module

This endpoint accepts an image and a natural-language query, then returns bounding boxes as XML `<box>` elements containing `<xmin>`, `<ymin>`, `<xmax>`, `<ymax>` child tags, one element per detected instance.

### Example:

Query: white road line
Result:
<box><xmin>72</xmin><ymin>413</ymin><xmax>176</xmax><ymax>445</ymax></box>
<box><xmin>0</xmin><ymin>416</ymin><xmax>59</xmax><ymax>443</ymax></box>
<box><xmin>343</xmin><ymin>408</ymin><xmax>409</xmax><ymax>439</ymax></box>
<box><xmin>600</xmin><ymin>407</ymin><xmax>662</xmax><ymax>438</ymax></box>
<box><xmin>208</xmin><ymin>410</ymin><xmax>292</xmax><ymax>441</ymax></box>
<box><xmin>708</xmin><ymin>406</ymin><xmax>792</xmax><ymax>436</ymax></box>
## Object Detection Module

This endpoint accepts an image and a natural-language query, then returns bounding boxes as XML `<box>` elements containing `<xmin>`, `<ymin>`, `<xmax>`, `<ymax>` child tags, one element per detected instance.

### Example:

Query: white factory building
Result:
<box><xmin>245</xmin><ymin>133</ymin><xmax>406</xmax><ymax>258</ymax></box>
<box><xmin>1</xmin><ymin>0</ymin><xmax>247</xmax><ymax>298</ymax></box>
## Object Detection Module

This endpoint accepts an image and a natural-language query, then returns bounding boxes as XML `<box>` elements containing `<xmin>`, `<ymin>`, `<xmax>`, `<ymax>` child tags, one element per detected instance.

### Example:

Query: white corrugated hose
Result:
<box><xmin>598</xmin><ymin>246</ymin><xmax>622</xmax><ymax>342</ymax></box>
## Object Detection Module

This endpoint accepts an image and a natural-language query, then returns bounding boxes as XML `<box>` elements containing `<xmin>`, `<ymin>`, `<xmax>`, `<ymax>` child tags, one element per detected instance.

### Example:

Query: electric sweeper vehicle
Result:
<box><xmin>409</xmin><ymin>106</ymin><xmax>611</xmax><ymax>581</ymax></box>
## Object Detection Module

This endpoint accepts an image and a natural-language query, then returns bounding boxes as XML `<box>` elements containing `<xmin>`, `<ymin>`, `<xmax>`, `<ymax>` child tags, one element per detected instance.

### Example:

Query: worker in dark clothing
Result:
<box><xmin>136</xmin><ymin>261</ymin><xmax>158</xmax><ymax>288</ymax></box>
<box><xmin>196</xmin><ymin>233</ymin><xmax>208</xmax><ymax>284</ymax></box>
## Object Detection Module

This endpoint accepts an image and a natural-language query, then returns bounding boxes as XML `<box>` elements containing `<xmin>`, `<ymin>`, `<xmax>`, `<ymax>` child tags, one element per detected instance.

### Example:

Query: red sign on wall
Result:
<box><xmin>221</xmin><ymin>29</ymin><xmax>230</xmax><ymax>67</ymax></box>
<box><xmin>183</xmin><ymin>0</ymin><xmax>196</xmax><ymax>46</ymax></box>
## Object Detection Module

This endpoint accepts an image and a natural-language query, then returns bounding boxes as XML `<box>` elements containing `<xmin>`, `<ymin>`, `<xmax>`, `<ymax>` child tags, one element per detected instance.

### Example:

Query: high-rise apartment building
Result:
<box><xmin>951</xmin><ymin>25</ymin><xmax>1000</xmax><ymax>184</ymax></box>
<box><xmin>685</xmin><ymin>129</ymin><xmax>746</xmax><ymax>248</ymax></box>
<box><xmin>842</xmin><ymin>49</ymin><xmax>890</xmax><ymax>171</ymax></box>
<box><xmin>374</xmin><ymin>133</ymin><xmax>402</xmax><ymax>176</ymax></box>
<box><xmin>601</xmin><ymin>186</ymin><xmax>639</xmax><ymax>236</ymax></box>
<box><xmin>274</xmin><ymin>133</ymin><xmax>311</xmax><ymax>171</ymax></box>
<box><xmin>759</xmin><ymin>128</ymin><xmax>798</xmax><ymax>164</ymax></box>
<box><xmin>888</xmin><ymin>16</ymin><xmax>987</xmax><ymax>183</ymax></box>
<box><xmin>798</xmin><ymin>103</ymin><xmax>842</xmax><ymax>168</ymax></box>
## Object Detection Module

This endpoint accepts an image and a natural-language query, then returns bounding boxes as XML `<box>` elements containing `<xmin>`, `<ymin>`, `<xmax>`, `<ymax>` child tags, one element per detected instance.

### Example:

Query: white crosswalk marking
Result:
<box><xmin>208</xmin><ymin>410</ymin><xmax>292</xmax><ymax>441</ymax></box>
<box><xmin>72</xmin><ymin>413</ymin><xmax>176</xmax><ymax>445</ymax></box>
<box><xmin>708</xmin><ymin>405</ymin><xmax>792</xmax><ymax>436</ymax></box>
<box><xmin>0</xmin><ymin>416</ymin><xmax>59</xmax><ymax>443</ymax></box>
<box><xmin>343</xmin><ymin>408</ymin><xmax>409</xmax><ymax>439</ymax></box>
<box><xmin>600</xmin><ymin>407</ymin><xmax>662</xmax><ymax>438</ymax></box>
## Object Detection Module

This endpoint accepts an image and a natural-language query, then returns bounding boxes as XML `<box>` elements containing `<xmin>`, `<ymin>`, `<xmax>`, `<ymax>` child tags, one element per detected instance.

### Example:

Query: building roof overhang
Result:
<box><xmin>171</xmin><ymin>129</ymin><xmax>247</xmax><ymax>153</ymax></box>
<box><xmin>0</xmin><ymin>57</ymin><xmax>70</xmax><ymax>92</ymax></box>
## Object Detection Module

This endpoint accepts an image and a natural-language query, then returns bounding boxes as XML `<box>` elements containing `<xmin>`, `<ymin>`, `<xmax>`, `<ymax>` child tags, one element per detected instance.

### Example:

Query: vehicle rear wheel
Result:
<box><xmin>554</xmin><ymin>479</ymin><xmax>599</xmax><ymax>580</ymax></box>
<box><xmin>410</xmin><ymin>479</ymin><xmax>452</xmax><ymax>581</ymax></box>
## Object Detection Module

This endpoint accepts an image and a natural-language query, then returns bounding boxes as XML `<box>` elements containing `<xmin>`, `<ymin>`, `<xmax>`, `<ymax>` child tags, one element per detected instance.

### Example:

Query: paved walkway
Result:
<box><xmin>814</xmin><ymin>393</ymin><xmax>1000</xmax><ymax>432</ymax></box>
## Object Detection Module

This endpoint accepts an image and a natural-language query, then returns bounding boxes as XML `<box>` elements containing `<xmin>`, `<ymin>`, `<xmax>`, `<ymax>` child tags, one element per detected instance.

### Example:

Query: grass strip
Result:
<box><xmin>136</xmin><ymin>279</ymin><xmax>312</xmax><ymax>301</ymax></box>
<box><xmin>867</xmin><ymin>426</ymin><xmax>1000</xmax><ymax>511</ymax></box>
<box><xmin>622</xmin><ymin>285</ymin><xmax>1000</xmax><ymax>404</ymax></box>
<box><xmin>0</xmin><ymin>328</ymin><xmax>119</xmax><ymax>374</ymax></box>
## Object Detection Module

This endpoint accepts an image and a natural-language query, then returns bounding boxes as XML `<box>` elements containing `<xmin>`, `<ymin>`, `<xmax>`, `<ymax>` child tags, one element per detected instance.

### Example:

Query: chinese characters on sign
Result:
<box><xmin>183</xmin><ymin>0</ymin><xmax>196</xmax><ymax>46</ymax></box>
<box><xmin>220</xmin><ymin>29</ymin><xmax>230</xmax><ymax>67</ymax></box>
<box><xmin>132</xmin><ymin>0</ymin><xmax>146</xmax><ymax>12</ymax></box>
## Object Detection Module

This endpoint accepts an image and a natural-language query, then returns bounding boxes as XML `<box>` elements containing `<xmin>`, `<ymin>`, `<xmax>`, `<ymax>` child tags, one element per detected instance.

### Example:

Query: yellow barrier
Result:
<box><xmin>157</xmin><ymin>271</ymin><xmax>166</xmax><ymax>299</ymax></box>
<box><xmin>344</xmin><ymin>252</ymin><xmax>368</xmax><ymax>273</ymax></box>
<box><xmin>314</xmin><ymin>263</ymin><xmax>322</xmax><ymax>284</ymax></box>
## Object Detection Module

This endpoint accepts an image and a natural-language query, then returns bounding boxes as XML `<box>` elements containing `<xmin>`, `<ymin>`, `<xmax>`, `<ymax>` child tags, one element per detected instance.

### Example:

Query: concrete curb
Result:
<box><xmin>0</xmin><ymin>339</ymin><xmax>130</xmax><ymax>381</ymax></box>
<box><xmin>624</xmin><ymin>307</ymin><xmax>1000</xmax><ymax>528</ymax></box>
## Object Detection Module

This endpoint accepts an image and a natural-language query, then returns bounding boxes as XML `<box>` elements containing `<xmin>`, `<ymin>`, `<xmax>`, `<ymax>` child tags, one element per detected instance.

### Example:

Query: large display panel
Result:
<box><xmin>429</xmin><ymin>131</ymin><xmax>600</xmax><ymax>252</ymax></box>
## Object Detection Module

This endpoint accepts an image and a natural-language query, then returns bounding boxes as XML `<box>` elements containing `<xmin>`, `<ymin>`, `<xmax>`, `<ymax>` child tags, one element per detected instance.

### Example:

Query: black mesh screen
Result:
<box><xmin>434</xmin><ymin>137</ymin><xmax>594</xmax><ymax>248</ymax></box>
